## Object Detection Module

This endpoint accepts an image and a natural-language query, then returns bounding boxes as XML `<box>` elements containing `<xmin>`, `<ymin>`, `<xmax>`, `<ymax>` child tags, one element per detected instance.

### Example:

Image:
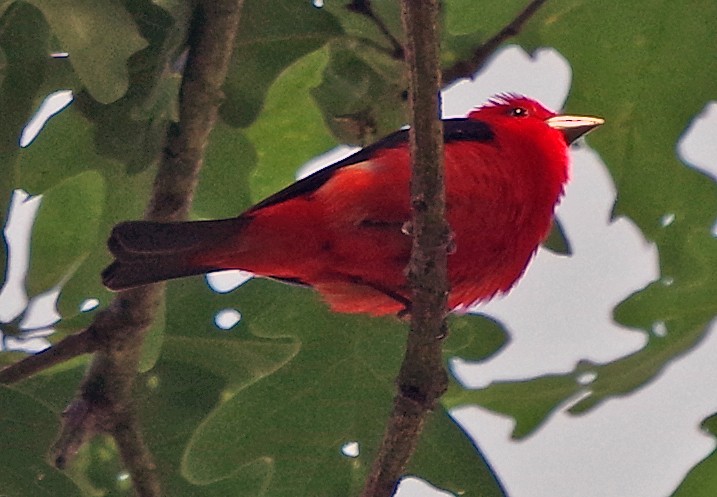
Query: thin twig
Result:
<box><xmin>442</xmin><ymin>0</ymin><xmax>548</xmax><ymax>85</ymax></box>
<box><xmin>0</xmin><ymin>327</ymin><xmax>96</xmax><ymax>384</ymax></box>
<box><xmin>347</xmin><ymin>0</ymin><xmax>404</xmax><ymax>59</ymax></box>
<box><xmin>350</xmin><ymin>34</ymin><xmax>401</xmax><ymax>59</ymax></box>
<box><xmin>360</xmin><ymin>1</ymin><xmax>448</xmax><ymax>496</ymax></box>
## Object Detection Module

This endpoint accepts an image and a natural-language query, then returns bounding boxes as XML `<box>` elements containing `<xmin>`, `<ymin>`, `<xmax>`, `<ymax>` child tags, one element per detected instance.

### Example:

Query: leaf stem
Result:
<box><xmin>347</xmin><ymin>0</ymin><xmax>404</xmax><ymax>59</ymax></box>
<box><xmin>442</xmin><ymin>0</ymin><xmax>548</xmax><ymax>85</ymax></box>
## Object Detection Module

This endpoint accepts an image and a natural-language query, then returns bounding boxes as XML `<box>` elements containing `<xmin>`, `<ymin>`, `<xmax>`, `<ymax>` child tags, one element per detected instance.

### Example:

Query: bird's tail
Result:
<box><xmin>101</xmin><ymin>218</ymin><xmax>248</xmax><ymax>291</ymax></box>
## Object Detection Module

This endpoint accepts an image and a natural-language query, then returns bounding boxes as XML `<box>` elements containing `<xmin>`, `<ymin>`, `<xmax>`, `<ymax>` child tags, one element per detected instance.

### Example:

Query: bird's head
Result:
<box><xmin>469</xmin><ymin>94</ymin><xmax>604</xmax><ymax>144</ymax></box>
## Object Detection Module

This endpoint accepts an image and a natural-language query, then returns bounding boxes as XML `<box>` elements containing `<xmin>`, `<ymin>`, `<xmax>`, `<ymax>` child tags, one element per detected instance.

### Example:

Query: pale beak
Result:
<box><xmin>546</xmin><ymin>115</ymin><xmax>605</xmax><ymax>144</ymax></box>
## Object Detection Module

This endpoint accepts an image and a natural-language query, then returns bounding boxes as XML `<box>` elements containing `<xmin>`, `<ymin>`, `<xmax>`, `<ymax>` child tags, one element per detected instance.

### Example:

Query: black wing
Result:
<box><xmin>249</xmin><ymin>118</ymin><xmax>494</xmax><ymax>212</ymax></box>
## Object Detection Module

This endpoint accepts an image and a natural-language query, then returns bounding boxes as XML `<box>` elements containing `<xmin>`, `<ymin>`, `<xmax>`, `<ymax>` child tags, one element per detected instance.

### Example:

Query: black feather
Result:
<box><xmin>103</xmin><ymin>218</ymin><xmax>249</xmax><ymax>290</ymax></box>
<box><xmin>250</xmin><ymin>118</ymin><xmax>493</xmax><ymax>211</ymax></box>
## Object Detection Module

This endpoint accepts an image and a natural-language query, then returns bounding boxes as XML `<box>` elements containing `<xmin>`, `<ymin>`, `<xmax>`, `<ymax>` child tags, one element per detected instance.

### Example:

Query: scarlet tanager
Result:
<box><xmin>103</xmin><ymin>95</ymin><xmax>603</xmax><ymax>316</ymax></box>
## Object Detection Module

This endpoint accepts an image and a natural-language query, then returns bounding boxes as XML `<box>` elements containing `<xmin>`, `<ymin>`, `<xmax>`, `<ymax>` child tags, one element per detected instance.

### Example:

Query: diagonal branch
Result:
<box><xmin>442</xmin><ymin>0</ymin><xmax>548</xmax><ymax>85</ymax></box>
<box><xmin>0</xmin><ymin>326</ymin><xmax>96</xmax><ymax>384</ymax></box>
<box><xmin>360</xmin><ymin>1</ymin><xmax>448</xmax><ymax>496</ymax></box>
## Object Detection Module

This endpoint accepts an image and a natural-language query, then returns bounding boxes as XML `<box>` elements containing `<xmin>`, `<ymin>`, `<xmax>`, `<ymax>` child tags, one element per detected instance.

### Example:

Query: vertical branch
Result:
<box><xmin>360</xmin><ymin>1</ymin><xmax>448</xmax><ymax>496</ymax></box>
<box><xmin>50</xmin><ymin>1</ymin><xmax>246</xmax><ymax>496</ymax></box>
<box><xmin>147</xmin><ymin>0</ymin><xmax>245</xmax><ymax>222</ymax></box>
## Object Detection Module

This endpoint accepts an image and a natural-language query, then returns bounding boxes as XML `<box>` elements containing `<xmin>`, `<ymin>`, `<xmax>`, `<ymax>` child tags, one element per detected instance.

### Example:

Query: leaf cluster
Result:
<box><xmin>0</xmin><ymin>0</ymin><xmax>715</xmax><ymax>496</ymax></box>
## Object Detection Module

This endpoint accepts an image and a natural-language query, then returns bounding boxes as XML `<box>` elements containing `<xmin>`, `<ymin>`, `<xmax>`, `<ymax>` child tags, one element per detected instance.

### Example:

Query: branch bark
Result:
<box><xmin>360</xmin><ymin>2</ymin><xmax>448</xmax><ymax>496</ymax></box>
<box><xmin>0</xmin><ymin>326</ymin><xmax>95</xmax><ymax>384</ymax></box>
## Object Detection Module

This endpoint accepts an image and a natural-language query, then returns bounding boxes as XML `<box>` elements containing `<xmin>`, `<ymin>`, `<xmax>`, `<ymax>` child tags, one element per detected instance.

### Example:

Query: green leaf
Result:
<box><xmin>311</xmin><ymin>42</ymin><xmax>407</xmax><ymax>144</ymax></box>
<box><xmin>0</xmin><ymin>385</ymin><xmax>82</xmax><ymax>496</ymax></box>
<box><xmin>2</xmin><ymin>1</ymin><xmax>714</xmax><ymax>495</ymax></box>
<box><xmin>0</xmin><ymin>0</ymin><xmax>14</xmax><ymax>21</ymax></box>
<box><xmin>521</xmin><ymin>0</ymin><xmax>717</xmax><ymax>240</ymax></box>
<box><xmin>444</xmin><ymin>0</ymin><xmax>717</xmax><ymax>375</ymax></box>
<box><xmin>671</xmin><ymin>414</ymin><xmax>717</xmax><ymax>497</ymax></box>
<box><xmin>161</xmin><ymin>277</ymin><xmax>301</xmax><ymax>389</ymax></box>
<box><xmin>322</xmin><ymin>0</ymin><xmax>403</xmax><ymax>51</ymax></box>
<box><xmin>194</xmin><ymin>122</ymin><xmax>256</xmax><ymax>219</ymax></box>
<box><xmin>138</xmin><ymin>359</ymin><xmax>273</xmax><ymax>497</ymax></box>
<box><xmin>163</xmin><ymin>333</ymin><xmax>300</xmax><ymax>396</ymax></box>
<box><xmin>72</xmin><ymin>0</ymin><xmax>185</xmax><ymax>173</ymax></box>
<box><xmin>57</xmin><ymin>171</ymin><xmax>151</xmax><ymax>320</ymax></box>
<box><xmin>568</xmin><ymin>320</ymin><xmax>711</xmax><ymax>414</ymax></box>
<box><xmin>313</xmin><ymin>3</ymin><xmax>408</xmax><ymax>143</ymax></box>
<box><xmin>542</xmin><ymin>218</ymin><xmax>572</xmax><ymax>255</ymax></box>
<box><xmin>410</xmin><ymin>409</ymin><xmax>504</xmax><ymax>496</ymax></box>
<box><xmin>27</xmin><ymin>170</ymin><xmax>106</xmax><ymax>295</ymax></box>
<box><xmin>444</xmin><ymin>313</ymin><xmax>509</xmax><ymax>362</ymax></box>
<box><xmin>444</xmin><ymin>0</ymin><xmax>531</xmax><ymax>37</ymax></box>
<box><xmin>28</xmin><ymin>0</ymin><xmax>147</xmax><ymax>104</ymax></box>
<box><xmin>18</xmin><ymin>106</ymin><xmax>105</xmax><ymax>193</ymax></box>
<box><xmin>138</xmin><ymin>296</ymin><xmax>166</xmax><ymax>373</ymax></box>
<box><xmin>16</xmin><ymin>104</ymin><xmax>153</xmax><ymax>316</ymax></box>
<box><xmin>443</xmin><ymin>373</ymin><xmax>581</xmax><ymax>439</ymax></box>
<box><xmin>0</xmin><ymin>2</ymin><xmax>49</xmax><ymax>153</ymax></box>
<box><xmin>95</xmin><ymin>276</ymin><xmax>307</xmax><ymax>497</ymax></box>
<box><xmin>245</xmin><ymin>47</ymin><xmax>336</xmax><ymax>202</ymax></box>
<box><xmin>180</xmin><ymin>279</ymin><xmax>504</xmax><ymax>497</ymax></box>
<box><xmin>0</xmin><ymin>4</ymin><xmax>27</xmax><ymax>271</ymax></box>
<box><xmin>221</xmin><ymin>0</ymin><xmax>342</xmax><ymax>128</ymax></box>
<box><xmin>444</xmin><ymin>317</ymin><xmax>711</xmax><ymax>438</ymax></box>
<box><xmin>518</xmin><ymin>1</ymin><xmax>717</xmax><ymax>400</ymax></box>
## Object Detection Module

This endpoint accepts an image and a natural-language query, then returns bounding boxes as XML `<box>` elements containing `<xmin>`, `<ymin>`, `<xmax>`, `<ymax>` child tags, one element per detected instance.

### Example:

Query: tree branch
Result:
<box><xmin>442</xmin><ymin>0</ymin><xmax>548</xmax><ymax>85</ymax></box>
<box><xmin>0</xmin><ymin>1</ymin><xmax>247</xmax><ymax>496</ymax></box>
<box><xmin>112</xmin><ymin>410</ymin><xmax>161</xmax><ymax>497</ymax></box>
<box><xmin>360</xmin><ymin>1</ymin><xmax>448</xmax><ymax>496</ymax></box>
<box><xmin>0</xmin><ymin>326</ymin><xmax>96</xmax><ymax>384</ymax></box>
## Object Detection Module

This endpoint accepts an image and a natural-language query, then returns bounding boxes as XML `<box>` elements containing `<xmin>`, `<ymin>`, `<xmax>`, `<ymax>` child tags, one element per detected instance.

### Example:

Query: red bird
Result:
<box><xmin>103</xmin><ymin>95</ymin><xmax>603</xmax><ymax>316</ymax></box>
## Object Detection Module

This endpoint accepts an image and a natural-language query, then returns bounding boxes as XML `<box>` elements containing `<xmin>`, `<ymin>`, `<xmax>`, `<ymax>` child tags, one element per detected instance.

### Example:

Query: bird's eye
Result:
<box><xmin>509</xmin><ymin>107</ymin><xmax>528</xmax><ymax>117</ymax></box>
